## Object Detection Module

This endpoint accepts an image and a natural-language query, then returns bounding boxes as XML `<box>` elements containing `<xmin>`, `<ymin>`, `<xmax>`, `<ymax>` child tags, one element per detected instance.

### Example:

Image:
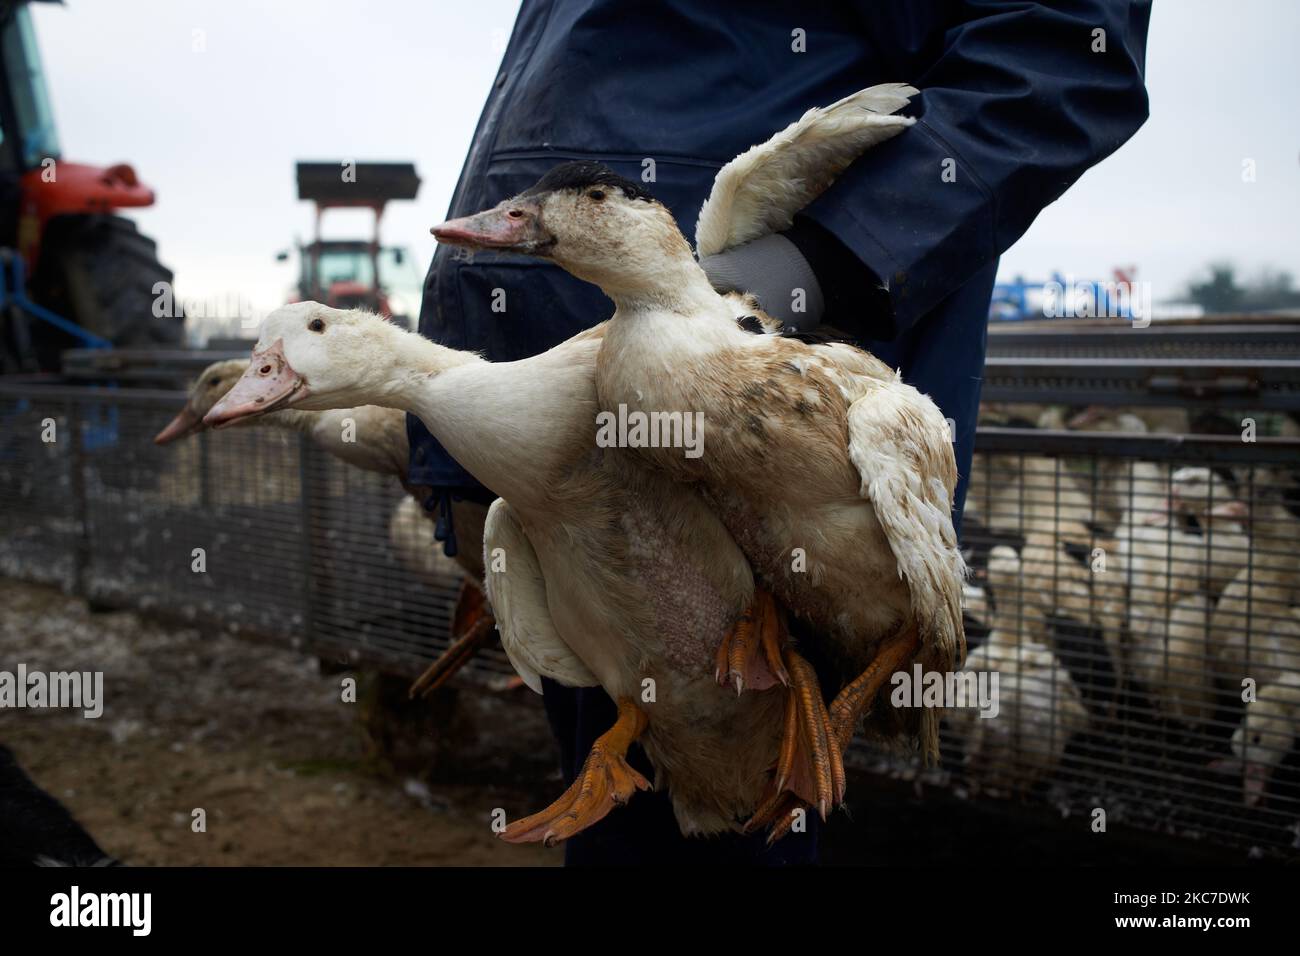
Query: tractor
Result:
<box><xmin>280</xmin><ymin>161</ymin><xmax>421</xmax><ymax>324</ymax></box>
<box><xmin>0</xmin><ymin>0</ymin><xmax>181</xmax><ymax>373</ymax></box>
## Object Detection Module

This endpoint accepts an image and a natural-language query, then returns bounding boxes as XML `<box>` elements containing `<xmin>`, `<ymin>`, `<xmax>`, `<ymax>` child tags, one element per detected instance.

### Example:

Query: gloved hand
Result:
<box><xmin>699</xmin><ymin>233</ymin><xmax>825</xmax><ymax>333</ymax></box>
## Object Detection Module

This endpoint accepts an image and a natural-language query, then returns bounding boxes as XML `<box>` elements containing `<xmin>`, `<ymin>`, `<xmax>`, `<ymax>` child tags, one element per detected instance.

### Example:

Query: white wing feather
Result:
<box><xmin>846</xmin><ymin>376</ymin><xmax>968</xmax><ymax>672</ymax></box>
<box><xmin>483</xmin><ymin>498</ymin><xmax>598</xmax><ymax>693</ymax></box>
<box><xmin>695</xmin><ymin>83</ymin><xmax>918</xmax><ymax>258</ymax></box>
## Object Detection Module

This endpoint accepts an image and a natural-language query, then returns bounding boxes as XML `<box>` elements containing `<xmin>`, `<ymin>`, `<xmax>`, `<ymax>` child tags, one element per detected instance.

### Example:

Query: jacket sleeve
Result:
<box><xmin>801</xmin><ymin>0</ymin><xmax>1152</xmax><ymax>340</ymax></box>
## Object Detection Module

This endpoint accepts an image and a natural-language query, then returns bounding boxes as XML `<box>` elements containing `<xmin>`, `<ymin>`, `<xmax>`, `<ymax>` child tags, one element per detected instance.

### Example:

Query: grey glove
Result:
<box><xmin>700</xmin><ymin>233</ymin><xmax>825</xmax><ymax>333</ymax></box>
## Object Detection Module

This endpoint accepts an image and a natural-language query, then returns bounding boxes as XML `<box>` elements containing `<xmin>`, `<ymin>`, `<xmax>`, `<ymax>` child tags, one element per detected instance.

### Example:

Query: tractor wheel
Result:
<box><xmin>28</xmin><ymin>214</ymin><xmax>183</xmax><ymax>369</ymax></box>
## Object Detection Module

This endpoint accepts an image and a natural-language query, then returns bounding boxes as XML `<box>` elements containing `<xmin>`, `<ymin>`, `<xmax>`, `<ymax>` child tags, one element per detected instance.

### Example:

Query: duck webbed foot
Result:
<box><xmin>501</xmin><ymin>697</ymin><xmax>650</xmax><ymax>847</ymax></box>
<box><xmin>408</xmin><ymin>579</ymin><xmax>495</xmax><ymax>698</ymax></box>
<box><xmin>748</xmin><ymin>645</ymin><xmax>845</xmax><ymax>827</ymax></box>
<box><xmin>715</xmin><ymin>588</ymin><xmax>790</xmax><ymax>695</ymax></box>
<box><xmin>745</xmin><ymin>623</ymin><xmax>922</xmax><ymax>843</ymax></box>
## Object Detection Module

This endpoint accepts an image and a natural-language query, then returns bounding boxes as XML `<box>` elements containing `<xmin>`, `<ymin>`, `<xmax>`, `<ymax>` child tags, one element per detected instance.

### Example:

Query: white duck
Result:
<box><xmin>154</xmin><ymin>358</ymin><xmax>493</xmax><ymax>695</ymax></box>
<box><xmin>203</xmin><ymin>303</ymin><xmax>823</xmax><ymax>842</ymax></box>
<box><xmin>432</xmin><ymin>83</ymin><xmax>965</xmax><ymax>830</ymax></box>
<box><xmin>1128</xmin><ymin>591</ymin><xmax>1216</xmax><ymax>725</ymax></box>
<box><xmin>1167</xmin><ymin>466</ymin><xmax>1250</xmax><ymax>599</ymax></box>
<box><xmin>155</xmin><ymin>358</ymin><xmax>408</xmax><ymax>477</ymax></box>
<box><xmin>1222</xmin><ymin>672</ymin><xmax>1300</xmax><ymax>806</ymax></box>
<box><xmin>1116</xmin><ymin>468</ymin><xmax>1246</xmax><ymax>725</ymax></box>
<box><xmin>1210</xmin><ymin>492</ymin><xmax>1300</xmax><ymax>688</ymax></box>
<box><xmin>949</xmin><ymin>546</ymin><xmax>1088</xmax><ymax>795</ymax></box>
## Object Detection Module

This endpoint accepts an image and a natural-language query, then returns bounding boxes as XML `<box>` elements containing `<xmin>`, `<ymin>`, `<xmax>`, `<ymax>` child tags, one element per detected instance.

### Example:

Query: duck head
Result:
<box><xmin>432</xmin><ymin>161</ymin><xmax>696</xmax><ymax>299</ymax></box>
<box><xmin>1169</xmin><ymin>466</ymin><xmax>1248</xmax><ymax>524</ymax></box>
<box><xmin>203</xmin><ymin>302</ymin><xmax>405</xmax><ymax>428</ymax></box>
<box><xmin>984</xmin><ymin>545</ymin><xmax>1021</xmax><ymax>599</ymax></box>
<box><xmin>1226</xmin><ymin>707</ymin><xmax>1293</xmax><ymax>806</ymax></box>
<box><xmin>1067</xmin><ymin>406</ymin><xmax>1148</xmax><ymax>433</ymax></box>
<box><xmin>154</xmin><ymin>358</ymin><xmax>249</xmax><ymax>444</ymax></box>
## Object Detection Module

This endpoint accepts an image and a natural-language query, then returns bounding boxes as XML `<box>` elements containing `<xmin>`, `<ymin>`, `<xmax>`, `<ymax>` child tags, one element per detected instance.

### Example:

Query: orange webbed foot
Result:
<box><xmin>501</xmin><ymin>698</ymin><xmax>650</xmax><ymax>846</ymax></box>
<box><xmin>745</xmin><ymin>646</ymin><xmax>843</xmax><ymax>832</ymax></box>
<box><xmin>745</xmin><ymin>623</ymin><xmax>923</xmax><ymax>843</ymax></box>
<box><xmin>409</xmin><ymin>578</ymin><xmax>495</xmax><ymax>698</ymax></box>
<box><xmin>715</xmin><ymin>588</ymin><xmax>790</xmax><ymax>695</ymax></box>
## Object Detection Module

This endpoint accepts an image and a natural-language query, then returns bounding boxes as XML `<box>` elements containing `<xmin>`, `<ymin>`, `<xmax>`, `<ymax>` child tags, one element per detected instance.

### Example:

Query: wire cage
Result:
<box><xmin>2</xmin><ymin>327</ymin><xmax>1299</xmax><ymax>858</ymax></box>
<box><xmin>875</xmin><ymin>426</ymin><xmax>1300</xmax><ymax>857</ymax></box>
<box><xmin>0</xmin><ymin>383</ymin><xmax>511</xmax><ymax>683</ymax></box>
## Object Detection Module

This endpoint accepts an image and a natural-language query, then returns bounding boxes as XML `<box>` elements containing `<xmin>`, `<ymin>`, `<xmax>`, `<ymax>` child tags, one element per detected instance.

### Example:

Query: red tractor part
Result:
<box><xmin>17</xmin><ymin>161</ymin><xmax>155</xmax><ymax>268</ymax></box>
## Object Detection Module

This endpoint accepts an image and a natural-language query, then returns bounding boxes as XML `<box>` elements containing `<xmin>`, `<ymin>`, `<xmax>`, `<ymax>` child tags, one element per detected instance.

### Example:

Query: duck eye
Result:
<box><xmin>309</xmin><ymin>318</ymin><xmax>326</xmax><ymax>333</ymax></box>
<box><xmin>587</xmin><ymin>189</ymin><xmax>606</xmax><ymax>201</ymax></box>
<box><xmin>208</xmin><ymin>378</ymin><xmax>222</xmax><ymax>389</ymax></box>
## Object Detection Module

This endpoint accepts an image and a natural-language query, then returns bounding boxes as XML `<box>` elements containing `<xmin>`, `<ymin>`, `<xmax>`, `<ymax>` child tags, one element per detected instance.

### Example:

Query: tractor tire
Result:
<box><xmin>29</xmin><ymin>214</ymin><xmax>183</xmax><ymax>369</ymax></box>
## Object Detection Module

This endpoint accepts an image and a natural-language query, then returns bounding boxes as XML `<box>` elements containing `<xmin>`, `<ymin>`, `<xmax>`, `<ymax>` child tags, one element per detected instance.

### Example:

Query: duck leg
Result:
<box><xmin>715</xmin><ymin>588</ymin><xmax>790</xmax><ymax>694</ymax></box>
<box><xmin>745</xmin><ymin>622</ymin><xmax>922</xmax><ymax>841</ymax></box>
<box><xmin>408</xmin><ymin>579</ymin><xmax>495</xmax><ymax>698</ymax></box>
<box><xmin>720</xmin><ymin>595</ymin><xmax>840</xmax><ymax>816</ymax></box>
<box><xmin>766</xmin><ymin>646</ymin><xmax>845</xmax><ymax>820</ymax></box>
<box><xmin>501</xmin><ymin>698</ymin><xmax>650</xmax><ymax>846</ymax></box>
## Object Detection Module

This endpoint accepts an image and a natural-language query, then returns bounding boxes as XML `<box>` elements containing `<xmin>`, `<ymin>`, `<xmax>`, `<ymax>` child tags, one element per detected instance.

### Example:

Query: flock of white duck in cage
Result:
<box><xmin>956</xmin><ymin>405</ymin><xmax>1300</xmax><ymax>811</ymax></box>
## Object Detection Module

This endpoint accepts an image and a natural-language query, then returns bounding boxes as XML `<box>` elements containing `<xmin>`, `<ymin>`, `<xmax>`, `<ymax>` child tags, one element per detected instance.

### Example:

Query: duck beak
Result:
<box><xmin>1210</xmin><ymin>499</ymin><xmax>1249</xmax><ymax>520</ymax></box>
<box><xmin>153</xmin><ymin>406</ymin><xmax>205</xmax><ymax>445</ymax></box>
<box><xmin>1244</xmin><ymin>761</ymin><xmax>1269</xmax><ymax>806</ymax></box>
<box><xmin>204</xmin><ymin>340</ymin><xmax>308</xmax><ymax>429</ymax></box>
<box><xmin>1067</xmin><ymin>406</ymin><xmax>1102</xmax><ymax>429</ymax></box>
<box><xmin>431</xmin><ymin>199</ymin><xmax>553</xmax><ymax>254</ymax></box>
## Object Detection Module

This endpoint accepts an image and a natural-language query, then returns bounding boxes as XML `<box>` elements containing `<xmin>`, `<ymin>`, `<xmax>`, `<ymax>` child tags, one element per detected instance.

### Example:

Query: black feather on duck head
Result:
<box><xmin>520</xmin><ymin>161</ymin><xmax>660</xmax><ymax>204</ymax></box>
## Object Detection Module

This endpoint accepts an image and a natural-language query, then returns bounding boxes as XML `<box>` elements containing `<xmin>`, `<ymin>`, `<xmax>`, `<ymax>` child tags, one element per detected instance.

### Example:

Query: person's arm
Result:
<box><xmin>706</xmin><ymin>0</ymin><xmax>1152</xmax><ymax>339</ymax></box>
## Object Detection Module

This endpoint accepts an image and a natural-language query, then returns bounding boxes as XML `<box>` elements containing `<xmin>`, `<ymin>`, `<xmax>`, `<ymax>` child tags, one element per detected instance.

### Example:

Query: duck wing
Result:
<box><xmin>695</xmin><ymin>83</ymin><xmax>917</xmax><ymax>258</ymax></box>
<box><xmin>845</xmin><ymin>372</ymin><xmax>968</xmax><ymax>679</ymax></box>
<box><xmin>483</xmin><ymin>499</ymin><xmax>598</xmax><ymax>692</ymax></box>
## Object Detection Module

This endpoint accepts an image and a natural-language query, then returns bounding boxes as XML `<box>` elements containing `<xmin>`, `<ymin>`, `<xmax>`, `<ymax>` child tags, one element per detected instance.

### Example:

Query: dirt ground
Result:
<box><xmin>1</xmin><ymin>576</ymin><xmax>1262</xmax><ymax>867</ymax></box>
<box><xmin>0</xmin><ymin>577</ymin><xmax>560</xmax><ymax>866</ymax></box>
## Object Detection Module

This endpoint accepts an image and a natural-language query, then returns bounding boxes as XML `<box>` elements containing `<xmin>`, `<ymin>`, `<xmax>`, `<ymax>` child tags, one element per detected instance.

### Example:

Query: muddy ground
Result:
<box><xmin>0</xmin><ymin>577</ymin><xmax>559</xmax><ymax>866</ymax></box>
<box><xmin>0</xmin><ymin>577</ymin><xmax>1255</xmax><ymax>867</ymax></box>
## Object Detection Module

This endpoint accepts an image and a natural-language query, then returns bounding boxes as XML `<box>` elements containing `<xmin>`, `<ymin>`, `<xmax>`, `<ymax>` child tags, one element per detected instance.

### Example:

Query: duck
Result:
<box><xmin>1128</xmin><ymin>591</ymin><xmax>1216</xmax><ymax>725</ymax></box>
<box><xmin>965</xmin><ymin>452</ymin><xmax>1100</xmax><ymax>537</ymax></box>
<box><xmin>1017</xmin><ymin>528</ymin><xmax>1126</xmax><ymax>711</ymax></box>
<box><xmin>202</xmin><ymin>303</ymin><xmax>815</xmax><ymax>842</ymax></box>
<box><xmin>1221</xmin><ymin>672</ymin><xmax>1300</xmax><ymax>806</ymax></box>
<box><xmin>1214</xmin><ymin>599</ymin><xmax>1300</xmax><ymax>694</ymax></box>
<box><xmin>154</xmin><ymin>358</ymin><xmax>494</xmax><ymax>696</ymax></box>
<box><xmin>1167</xmin><ymin>466</ymin><xmax>1250</xmax><ymax>599</ymax></box>
<box><xmin>431</xmin><ymin>83</ymin><xmax>965</xmax><ymax>832</ymax></box>
<box><xmin>948</xmin><ymin>546</ymin><xmax>1088</xmax><ymax>796</ymax></box>
<box><xmin>155</xmin><ymin>358</ymin><xmax>409</xmax><ymax>476</ymax></box>
<box><xmin>1116</xmin><ymin>468</ymin><xmax>1249</xmax><ymax>725</ymax></box>
<box><xmin>1210</xmin><ymin>492</ymin><xmax>1300</xmax><ymax>689</ymax></box>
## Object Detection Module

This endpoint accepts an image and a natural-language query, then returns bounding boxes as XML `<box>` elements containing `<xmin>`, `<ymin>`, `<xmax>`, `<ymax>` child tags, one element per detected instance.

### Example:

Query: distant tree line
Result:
<box><xmin>1186</xmin><ymin>263</ymin><xmax>1300</xmax><ymax>313</ymax></box>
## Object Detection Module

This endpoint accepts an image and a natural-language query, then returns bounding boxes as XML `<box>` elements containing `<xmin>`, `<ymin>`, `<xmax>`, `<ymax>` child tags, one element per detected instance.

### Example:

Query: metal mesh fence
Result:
<box><xmin>2</xmin><ymin>356</ymin><xmax>1299</xmax><ymax>857</ymax></box>
<box><xmin>849</xmin><ymin>427</ymin><xmax>1300</xmax><ymax>857</ymax></box>
<box><xmin>0</xmin><ymin>384</ymin><xmax>512</xmax><ymax>684</ymax></box>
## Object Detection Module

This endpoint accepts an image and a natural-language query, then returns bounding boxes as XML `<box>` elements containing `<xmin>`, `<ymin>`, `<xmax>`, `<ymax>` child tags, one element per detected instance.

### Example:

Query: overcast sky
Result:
<box><xmin>30</xmin><ymin>0</ymin><xmax>1300</xmax><ymax>330</ymax></box>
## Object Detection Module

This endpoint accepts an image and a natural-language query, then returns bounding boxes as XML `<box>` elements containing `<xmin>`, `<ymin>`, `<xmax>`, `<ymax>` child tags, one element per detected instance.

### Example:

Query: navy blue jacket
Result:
<box><xmin>411</xmin><ymin>0</ymin><xmax>1150</xmax><ymax>505</ymax></box>
<box><xmin>409</xmin><ymin>0</ymin><xmax>1150</xmax><ymax>864</ymax></box>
